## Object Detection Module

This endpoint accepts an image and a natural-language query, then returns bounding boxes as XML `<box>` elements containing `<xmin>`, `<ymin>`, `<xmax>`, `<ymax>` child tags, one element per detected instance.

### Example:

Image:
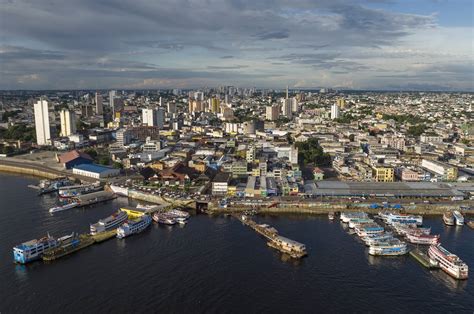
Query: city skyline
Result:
<box><xmin>0</xmin><ymin>0</ymin><xmax>473</xmax><ymax>91</ymax></box>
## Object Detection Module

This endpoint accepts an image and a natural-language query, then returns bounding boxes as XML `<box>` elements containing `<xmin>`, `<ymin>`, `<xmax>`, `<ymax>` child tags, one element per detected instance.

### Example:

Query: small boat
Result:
<box><xmin>176</xmin><ymin>217</ymin><xmax>187</xmax><ymax>225</ymax></box>
<box><xmin>443</xmin><ymin>211</ymin><xmax>455</xmax><ymax>226</ymax></box>
<box><xmin>453</xmin><ymin>211</ymin><xmax>464</xmax><ymax>226</ymax></box>
<box><xmin>428</xmin><ymin>244</ymin><xmax>468</xmax><ymax>279</ymax></box>
<box><xmin>467</xmin><ymin>221</ymin><xmax>474</xmax><ymax>229</ymax></box>
<box><xmin>49</xmin><ymin>202</ymin><xmax>78</xmax><ymax>213</ymax></box>
<box><xmin>328</xmin><ymin>212</ymin><xmax>335</xmax><ymax>220</ymax></box>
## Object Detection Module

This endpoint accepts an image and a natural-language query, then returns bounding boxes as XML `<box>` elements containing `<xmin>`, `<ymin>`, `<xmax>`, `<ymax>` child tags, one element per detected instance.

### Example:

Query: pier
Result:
<box><xmin>409</xmin><ymin>249</ymin><xmax>439</xmax><ymax>269</ymax></box>
<box><xmin>234</xmin><ymin>214</ymin><xmax>307</xmax><ymax>258</ymax></box>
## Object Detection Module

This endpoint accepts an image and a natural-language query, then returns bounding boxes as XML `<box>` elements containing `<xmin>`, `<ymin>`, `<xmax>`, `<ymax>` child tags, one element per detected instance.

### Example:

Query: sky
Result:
<box><xmin>0</xmin><ymin>0</ymin><xmax>473</xmax><ymax>90</ymax></box>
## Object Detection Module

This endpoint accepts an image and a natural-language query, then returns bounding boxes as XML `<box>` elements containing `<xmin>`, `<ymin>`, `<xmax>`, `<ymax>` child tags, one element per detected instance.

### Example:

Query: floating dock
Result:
<box><xmin>74</xmin><ymin>191</ymin><xmax>116</xmax><ymax>207</ymax></box>
<box><xmin>234</xmin><ymin>214</ymin><xmax>307</xmax><ymax>258</ymax></box>
<box><xmin>42</xmin><ymin>234</ymin><xmax>95</xmax><ymax>261</ymax></box>
<box><xmin>409</xmin><ymin>249</ymin><xmax>439</xmax><ymax>269</ymax></box>
<box><xmin>91</xmin><ymin>229</ymin><xmax>117</xmax><ymax>243</ymax></box>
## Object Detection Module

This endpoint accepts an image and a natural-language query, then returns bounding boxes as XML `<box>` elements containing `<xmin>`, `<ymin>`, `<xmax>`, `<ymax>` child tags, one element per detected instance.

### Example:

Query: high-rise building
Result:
<box><xmin>337</xmin><ymin>98</ymin><xmax>346</xmax><ymax>109</ymax></box>
<box><xmin>167</xmin><ymin>102</ymin><xmax>176</xmax><ymax>114</ymax></box>
<box><xmin>331</xmin><ymin>103</ymin><xmax>340</xmax><ymax>120</ymax></box>
<box><xmin>109</xmin><ymin>90</ymin><xmax>116</xmax><ymax>108</ymax></box>
<box><xmin>142</xmin><ymin>108</ymin><xmax>165</xmax><ymax>129</ymax></box>
<box><xmin>282</xmin><ymin>99</ymin><xmax>292</xmax><ymax>119</ymax></box>
<box><xmin>266</xmin><ymin>105</ymin><xmax>280</xmax><ymax>121</ymax></box>
<box><xmin>59</xmin><ymin>109</ymin><xmax>76</xmax><ymax>137</ymax></box>
<box><xmin>95</xmin><ymin>92</ymin><xmax>103</xmax><ymax>115</ymax></box>
<box><xmin>34</xmin><ymin>99</ymin><xmax>51</xmax><ymax>146</ymax></box>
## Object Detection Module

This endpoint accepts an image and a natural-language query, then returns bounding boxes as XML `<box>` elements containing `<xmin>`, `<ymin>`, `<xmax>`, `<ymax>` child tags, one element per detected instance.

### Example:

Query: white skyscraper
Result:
<box><xmin>34</xmin><ymin>99</ymin><xmax>51</xmax><ymax>146</ymax></box>
<box><xmin>281</xmin><ymin>99</ymin><xmax>292</xmax><ymax>119</ymax></box>
<box><xmin>59</xmin><ymin>109</ymin><xmax>76</xmax><ymax>137</ymax></box>
<box><xmin>142</xmin><ymin>107</ymin><xmax>165</xmax><ymax>129</ymax></box>
<box><xmin>331</xmin><ymin>103</ymin><xmax>340</xmax><ymax>120</ymax></box>
<box><xmin>95</xmin><ymin>92</ymin><xmax>103</xmax><ymax>115</ymax></box>
<box><xmin>109</xmin><ymin>90</ymin><xmax>116</xmax><ymax>108</ymax></box>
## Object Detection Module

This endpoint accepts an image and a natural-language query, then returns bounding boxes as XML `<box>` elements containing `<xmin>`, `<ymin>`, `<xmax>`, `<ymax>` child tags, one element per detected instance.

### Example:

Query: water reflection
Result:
<box><xmin>367</xmin><ymin>254</ymin><xmax>407</xmax><ymax>269</ymax></box>
<box><xmin>429</xmin><ymin>269</ymin><xmax>467</xmax><ymax>292</ymax></box>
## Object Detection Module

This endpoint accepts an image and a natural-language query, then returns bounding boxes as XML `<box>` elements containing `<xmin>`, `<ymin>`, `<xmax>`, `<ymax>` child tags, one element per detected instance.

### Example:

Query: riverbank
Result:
<box><xmin>207</xmin><ymin>203</ymin><xmax>474</xmax><ymax>216</ymax></box>
<box><xmin>0</xmin><ymin>158</ymin><xmax>96</xmax><ymax>182</ymax></box>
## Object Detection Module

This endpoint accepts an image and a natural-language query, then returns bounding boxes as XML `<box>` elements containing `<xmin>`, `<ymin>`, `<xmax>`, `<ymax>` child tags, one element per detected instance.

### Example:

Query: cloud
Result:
<box><xmin>0</xmin><ymin>0</ymin><xmax>471</xmax><ymax>90</ymax></box>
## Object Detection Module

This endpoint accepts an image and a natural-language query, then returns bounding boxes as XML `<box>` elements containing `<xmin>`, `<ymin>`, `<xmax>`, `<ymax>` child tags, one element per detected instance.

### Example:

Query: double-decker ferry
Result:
<box><xmin>392</xmin><ymin>224</ymin><xmax>431</xmax><ymax>236</ymax></box>
<box><xmin>443</xmin><ymin>211</ymin><xmax>455</xmax><ymax>226</ymax></box>
<box><xmin>406</xmin><ymin>233</ymin><xmax>440</xmax><ymax>245</ymax></box>
<box><xmin>340</xmin><ymin>212</ymin><xmax>368</xmax><ymax>223</ymax></box>
<box><xmin>355</xmin><ymin>224</ymin><xmax>385</xmax><ymax>237</ymax></box>
<box><xmin>13</xmin><ymin>234</ymin><xmax>58</xmax><ymax>264</ymax></box>
<box><xmin>428</xmin><ymin>244</ymin><xmax>468</xmax><ymax>279</ymax></box>
<box><xmin>348</xmin><ymin>218</ymin><xmax>374</xmax><ymax>229</ymax></box>
<box><xmin>384</xmin><ymin>213</ymin><xmax>423</xmax><ymax>226</ymax></box>
<box><xmin>90</xmin><ymin>210</ymin><xmax>128</xmax><ymax>235</ymax></box>
<box><xmin>369</xmin><ymin>240</ymin><xmax>408</xmax><ymax>256</ymax></box>
<box><xmin>152</xmin><ymin>212</ymin><xmax>177</xmax><ymax>225</ymax></box>
<box><xmin>453</xmin><ymin>211</ymin><xmax>464</xmax><ymax>226</ymax></box>
<box><xmin>363</xmin><ymin>233</ymin><xmax>395</xmax><ymax>246</ymax></box>
<box><xmin>117</xmin><ymin>215</ymin><xmax>152</xmax><ymax>239</ymax></box>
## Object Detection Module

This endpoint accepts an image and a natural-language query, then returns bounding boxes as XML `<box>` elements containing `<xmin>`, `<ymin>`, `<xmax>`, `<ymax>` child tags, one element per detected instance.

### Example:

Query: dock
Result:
<box><xmin>234</xmin><ymin>214</ymin><xmax>307</xmax><ymax>258</ymax></box>
<box><xmin>91</xmin><ymin>229</ymin><xmax>117</xmax><ymax>243</ymax></box>
<box><xmin>73</xmin><ymin>191</ymin><xmax>116</xmax><ymax>207</ymax></box>
<box><xmin>409</xmin><ymin>249</ymin><xmax>439</xmax><ymax>269</ymax></box>
<box><xmin>42</xmin><ymin>234</ymin><xmax>95</xmax><ymax>261</ymax></box>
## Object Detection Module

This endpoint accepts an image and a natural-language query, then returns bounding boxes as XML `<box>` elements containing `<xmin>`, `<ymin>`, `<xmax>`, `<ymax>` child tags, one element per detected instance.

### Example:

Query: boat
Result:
<box><xmin>58</xmin><ymin>184</ymin><xmax>101</xmax><ymax>198</ymax></box>
<box><xmin>340</xmin><ymin>212</ymin><xmax>368</xmax><ymax>223</ymax></box>
<box><xmin>443</xmin><ymin>211</ymin><xmax>455</xmax><ymax>226</ymax></box>
<box><xmin>355</xmin><ymin>224</ymin><xmax>385</xmax><ymax>237</ymax></box>
<box><xmin>49</xmin><ymin>202</ymin><xmax>78</xmax><ymax>213</ymax></box>
<box><xmin>117</xmin><ymin>215</ymin><xmax>152</xmax><ymax>239</ymax></box>
<box><xmin>152</xmin><ymin>212</ymin><xmax>176</xmax><ymax>225</ymax></box>
<box><xmin>348</xmin><ymin>218</ymin><xmax>374</xmax><ymax>229</ymax></box>
<box><xmin>428</xmin><ymin>244</ymin><xmax>468</xmax><ymax>279</ymax></box>
<box><xmin>90</xmin><ymin>210</ymin><xmax>128</xmax><ymax>235</ymax></box>
<box><xmin>38</xmin><ymin>178</ymin><xmax>73</xmax><ymax>195</ymax></box>
<box><xmin>384</xmin><ymin>213</ymin><xmax>423</xmax><ymax>226</ymax></box>
<box><xmin>109</xmin><ymin>184</ymin><xmax>129</xmax><ymax>197</ymax></box>
<box><xmin>369</xmin><ymin>240</ymin><xmax>408</xmax><ymax>256</ymax></box>
<box><xmin>176</xmin><ymin>217</ymin><xmax>187</xmax><ymax>225</ymax></box>
<box><xmin>453</xmin><ymin>211</ymin><xmax>464</xmax><ymax>226</ymax></box>
<box><xmin>392</xmin><ymin>224</ymin><xmax>431</xmax><ymax>236</ymax></box>
<box><xmin>328</xmin><ymin>212</ymin><xmax>335</xmax><ymax>220</ymax></box>
<box><xmin>13</xmin><ymin>234</ymin><xmax>58</xmax><ymax>264</ymax></box>
<box><xmin>168</xmin><ymin>209</ymin><xmax>190</xmax><ymax>219</ymax></box>
<box><xmin>363</xmin><ymin>233</ymin><xmax>395</xmax><ymax>246</ymax></box>
<box><xmin>267</xmin><ymin>235</ymin><xmax>307</xmax><ymax>258</ymax></box>
<box><xmin>406</xmin><ymin>233</ymin><xmax>440</xmax><ymax>245</ymax></box>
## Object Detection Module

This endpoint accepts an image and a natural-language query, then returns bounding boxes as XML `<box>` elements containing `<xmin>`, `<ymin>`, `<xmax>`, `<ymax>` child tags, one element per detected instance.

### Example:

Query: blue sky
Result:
<box><xmin>0</xmin><ymin>0</ymin><xmax>472</xmax><ymax>90</ymax></box>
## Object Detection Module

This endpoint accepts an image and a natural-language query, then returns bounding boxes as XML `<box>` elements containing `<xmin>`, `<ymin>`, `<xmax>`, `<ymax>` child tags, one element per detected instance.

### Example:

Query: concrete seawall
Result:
<box><xmin>0</xmin><ymin>163</ymin><xmax>62</xmax><ymax>180</ymax></box>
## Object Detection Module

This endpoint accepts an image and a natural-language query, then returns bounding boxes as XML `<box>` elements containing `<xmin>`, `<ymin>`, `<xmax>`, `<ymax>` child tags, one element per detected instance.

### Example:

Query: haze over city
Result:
<box><xmin>1</xmin><ymin>0</ymin><xmax>473</xmax><ymax>90</ymax></box>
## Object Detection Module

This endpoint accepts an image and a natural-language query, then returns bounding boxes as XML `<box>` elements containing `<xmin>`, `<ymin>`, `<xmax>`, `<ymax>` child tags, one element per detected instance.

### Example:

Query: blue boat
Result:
<box><xmin>13</xmin><ymin>235</ymin><xmax>58</xmax><ymax>264</ymax></box>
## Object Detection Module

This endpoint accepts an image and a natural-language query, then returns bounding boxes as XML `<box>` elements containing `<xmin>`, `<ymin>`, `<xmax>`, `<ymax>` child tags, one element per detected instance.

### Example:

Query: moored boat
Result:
<box><xmin>340</xmin><ymin>212</ymin><xmax>368</xmax><ymax>223</ymax></box>
<box><xmin>384</xmin><ymin>213</ymin><xmax>423</xmax><ymax>226</ymax></box>
<box><xmin>267</xmin><ymin>235</ymin><xmax>307</xmax><ymax>258</ymax></box>
<box><xmin>117</xmin><ymin>215</ymin><xmax>152</xmax><ymax>239</ymax></box>
<box><xmin>453</xmin><ymin>211</ymin><xmax>464</xmax><ymax>226</ymax></box>
<box><xmin>90</xmin><ymin>210</ymin><xmax>128</xmax><ymax>235</ymax></box>
<box><xmin>13</xmin><ymin>234</ymin><xmax>58</xmax><ymax>264</ymax></box>
<box><xmin>152</xmin><ymin>212</ymin><xmax>177</xmax><ymax>225</ymax></box>
<box><xmin>369</xmin><ymin>240</ymin><xmax>408</xmax><ymax>256</ymax></box>
<box><xmin>348</xmin><ymin>218</ymin><xmax>374</xmax><ymax>229</ymax></box>
<box><xmin>49</xmin><ymin>202</ymin><xmax>78</xmax><ymax>213</ymax></box>
<box><xmin>363</xmin><ymin>233</ymin><xmax>395</xmax><ymax>246</ymax></box>
<box><xmin>428</xmin><ymin>244</ymin><xmax>468</xmax><ymax>279</ymax></box>
<box><xmin>443</xmin><ymin>211</ymin><xmax>455</xmax><ymax>226</ymax></box>
<box><xmin>406</xmin><ymin>233</ymin><xmax>440</xmax><ymax>245</ymax></box>
<box><xmin>58</xmin><ymin>184</ymin><xmax>101</xmax><ymax>198</ymax></box>
<box><xmin>355</xmin><ymin>224</ymin><xmax>385</xmax><ymax>237</ymax></box>
<box><xmin>328</xmin><ymin>212</ymin><xmax>335</xmax><ymax>220</ymax></box>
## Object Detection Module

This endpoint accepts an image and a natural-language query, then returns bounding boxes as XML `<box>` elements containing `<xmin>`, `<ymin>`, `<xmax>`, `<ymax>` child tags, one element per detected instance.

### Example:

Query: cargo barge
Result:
<box><xmin>42</xmin><ymin>233</ymin><xmax>94</xmax><ymax>261</ymax></box>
